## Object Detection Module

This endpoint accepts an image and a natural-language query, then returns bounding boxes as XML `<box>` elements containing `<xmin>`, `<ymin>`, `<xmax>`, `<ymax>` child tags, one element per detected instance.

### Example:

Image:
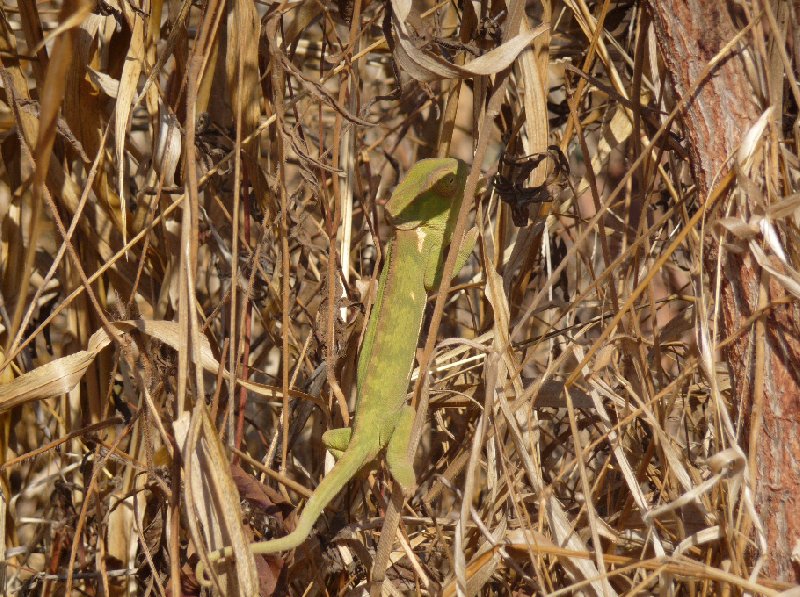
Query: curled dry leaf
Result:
<box><xmin>736</xmin><ymin>106</ymin><xmax>774</xmax><ymax>174</ymax></box>
<box><xmin>390</xmin><ymin>0</ymin><xmax>547</xmax><ymax>82</ymax></box>
<box><xmin>759</xmin><ymin>218</ymin><xmax>788</xmax><ymax>263</ymax></box>
<box><xmin>154</xmin><ymin>111</ymin><xmax>182</xmax><ymax>188</ymax></box>
<box><xmin>176</xmin><ymin>407</ymin><xmax>259</xmax><ymax>595</ymax></box>
<box><xmin>0</xmin><ymin>325</ymin><xmax>118</xmax><ymax>412</ymax></box>
<box><xmin>766</xmin><ymin>193</ymin><xmax>800</xmax><ymax>221</ymax></box>
<box><xmin>115</xmin><ymin>13</ymin><xmax>146</xmax><ymax>245</ymax></box>
<box><xmin>706</xmin><ymin>447</ymin><xmax>746</xmax><ymax>477</ymax></box>
<box><xmin>749</xmin><ymin>240</ymin><xmax>800</xmax><ymax>300</ymax></box>
<box><xmin>717</xmin><ymin>216</ymin><xmax>759</xmax><ymax>240</ymax></box>
<box><xmin>0</xmin><ymin>320</ymin><xmax>310</xmax><ymax>414</ymax></box>
<box><xmin>87</xmin><ymin>68</ymin><xmax>120</xmax><ymax>98</ymax></box>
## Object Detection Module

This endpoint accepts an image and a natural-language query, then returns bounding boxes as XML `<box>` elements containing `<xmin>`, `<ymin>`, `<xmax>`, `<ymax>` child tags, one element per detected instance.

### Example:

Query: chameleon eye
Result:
<box><xmin>434</xmin><ymin>174</ymin><xmax>457</xmax><ymax>196</ymax></box>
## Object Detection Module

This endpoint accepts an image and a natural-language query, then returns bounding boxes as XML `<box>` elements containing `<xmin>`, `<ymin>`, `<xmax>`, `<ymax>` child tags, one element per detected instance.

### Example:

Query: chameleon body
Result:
<box><xmin>197</xmin><ymin>158</ymin><xmax>475</xmax><ymax>584</ymax></box>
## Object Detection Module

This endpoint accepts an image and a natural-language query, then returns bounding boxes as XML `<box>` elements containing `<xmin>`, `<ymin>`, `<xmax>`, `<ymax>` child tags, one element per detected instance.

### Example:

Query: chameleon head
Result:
<box><xmin>386</xmin><ymin>158</ymin><xmax>468</xmax><ymax>230</ymax></box>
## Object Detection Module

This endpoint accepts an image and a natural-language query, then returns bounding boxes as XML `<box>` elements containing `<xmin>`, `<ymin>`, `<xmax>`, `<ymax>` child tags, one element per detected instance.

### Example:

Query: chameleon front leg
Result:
<box><xmin>424</xmin><ymin>226</ymin><xmax>479</xmax><ymax>290</ymax></box>
<box><xmin>196</xmin><ymin>441</ymin><xmax>373</xmax><ymax>587</ymax></box>
<box><xmin>322</xmin><ymin>427</ymin><xmax>352</xmax><ymax>459</ymax></box>
<box><xmin>321</xmin><ymin>420</ymin><xmax>417</xmax><ymax>493</ymax></box>
<box><xmin>452</xmin><ymin>226</ymin><xmax>479</xmax><ymax>279</ymax></box>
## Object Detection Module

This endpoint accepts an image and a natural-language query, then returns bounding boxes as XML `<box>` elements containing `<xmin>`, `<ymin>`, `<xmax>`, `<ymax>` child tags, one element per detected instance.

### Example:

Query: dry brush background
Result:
<box><xmin>0</xmin><ymin>0</ymin><xmax>798</xmax><ymax>595</ymax></box>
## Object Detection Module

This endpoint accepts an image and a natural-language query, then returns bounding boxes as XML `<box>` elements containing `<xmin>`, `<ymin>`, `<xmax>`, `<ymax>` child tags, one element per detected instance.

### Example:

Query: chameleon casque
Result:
<box><xmin>197</xmin><ymin>158</ymin><xmax>476</xmax><ymax>585</ymax></box>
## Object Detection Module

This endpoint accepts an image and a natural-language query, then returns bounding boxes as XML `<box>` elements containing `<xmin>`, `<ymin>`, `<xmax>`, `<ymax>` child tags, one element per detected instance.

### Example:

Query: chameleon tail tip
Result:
<box><xmin>194</xmin><ymin>546</ymin><xmax>231</xmax><ymax>588</ymax></box>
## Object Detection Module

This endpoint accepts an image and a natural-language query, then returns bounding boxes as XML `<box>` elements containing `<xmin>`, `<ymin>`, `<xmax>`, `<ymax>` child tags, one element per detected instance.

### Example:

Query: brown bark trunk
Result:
<box><xmin>647</xmin><ymin>0</ymin><xmax>800</xmax><ymax>582</ymax></box>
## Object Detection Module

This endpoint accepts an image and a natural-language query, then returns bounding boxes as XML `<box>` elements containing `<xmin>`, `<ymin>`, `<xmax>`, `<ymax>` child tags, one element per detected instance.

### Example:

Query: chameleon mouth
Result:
<box><xmin>385</xmin><ymin>201</ymin><xmax>423</xmax><ymax>230</ymax></box>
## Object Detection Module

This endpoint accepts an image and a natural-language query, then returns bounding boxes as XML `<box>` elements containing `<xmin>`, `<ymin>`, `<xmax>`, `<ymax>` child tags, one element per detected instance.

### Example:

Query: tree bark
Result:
<box><xmin>647</xmin><ymin>0</ymin><xmax>800</xmax><ymax>582</ymax></box>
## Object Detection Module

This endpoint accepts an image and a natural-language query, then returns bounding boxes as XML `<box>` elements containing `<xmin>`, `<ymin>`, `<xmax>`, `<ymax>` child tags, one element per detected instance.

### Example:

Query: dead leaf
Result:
<box><xmin>0</xmin><ymin>320</ymin><xmax>306</xmax><ymax>414</ymax></box>
<box><xmin>391</xmin><ymin>0</ymin><xmax>546</xmax><ymax>82</ymax></box>
<box><xmin>115</xmin><ymin>13</ymin><xmax>145</xmax><ymax>245</ymax></box>
<box><xmin>717</xmin><ymin>216</ymin><xmax>758</xmax><ymax>240</ymax></box>
<box><xmin>177</xmin><ymin>406</ymin><xmax>260</xmax><ymax>595</ymax></box>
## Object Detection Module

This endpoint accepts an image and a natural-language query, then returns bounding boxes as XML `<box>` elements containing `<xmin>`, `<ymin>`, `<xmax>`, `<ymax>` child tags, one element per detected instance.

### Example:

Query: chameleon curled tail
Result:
<box><xmin>196</xmin><ymin>442</ymin><xmax>374</xmax><ymax>587</ymax></box>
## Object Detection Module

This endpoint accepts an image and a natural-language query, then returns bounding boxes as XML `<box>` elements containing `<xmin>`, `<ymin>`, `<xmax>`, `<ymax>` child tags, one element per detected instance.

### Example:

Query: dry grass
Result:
<box><xmin>0</xmin><ymin>0</ymin><xmax>797</xmax><ymax>595</ymax></box>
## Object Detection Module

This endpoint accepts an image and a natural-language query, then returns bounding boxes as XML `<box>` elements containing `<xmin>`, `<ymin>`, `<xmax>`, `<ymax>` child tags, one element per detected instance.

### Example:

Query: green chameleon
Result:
<box><xmin>197</xmin><ymin>158</ymin><xmax>476</xmax><ymax>585</ymax></box>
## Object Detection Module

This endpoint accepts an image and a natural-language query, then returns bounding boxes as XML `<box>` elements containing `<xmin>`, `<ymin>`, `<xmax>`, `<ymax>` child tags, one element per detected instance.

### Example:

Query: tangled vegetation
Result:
<box><xmin>0</xmin><ymin>0</ymin><xmax>797</xmax><ymax>595</ymax></box>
